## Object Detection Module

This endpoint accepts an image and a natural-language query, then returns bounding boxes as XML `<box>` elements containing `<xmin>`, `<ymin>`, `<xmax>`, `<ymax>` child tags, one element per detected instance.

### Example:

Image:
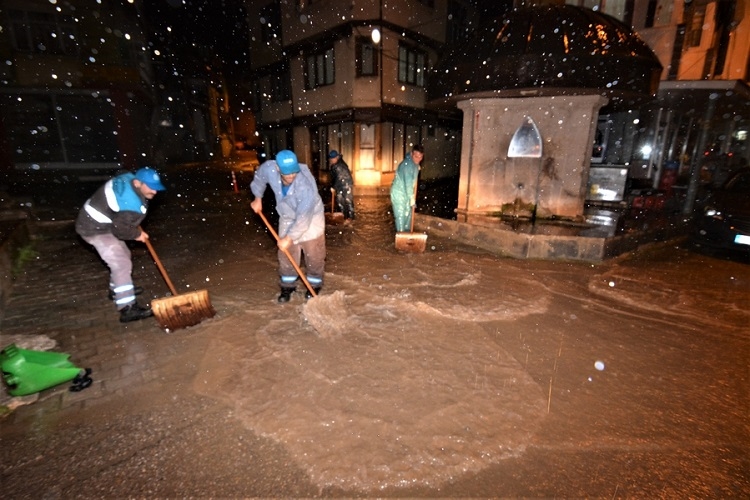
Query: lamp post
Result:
<box><xmin>374</xmin><ymin>0</ymin><xmax>383</xmax><ymax>110</ymax></box>
<box><xmin>372</xmin><ymin>26</ymin><xmax>382</xmax><ymax>111</ymax></box>
<box><xmin>372</xmin><ymin>0</ymin><xmax>383</xmax><ymax>173</ymax></box>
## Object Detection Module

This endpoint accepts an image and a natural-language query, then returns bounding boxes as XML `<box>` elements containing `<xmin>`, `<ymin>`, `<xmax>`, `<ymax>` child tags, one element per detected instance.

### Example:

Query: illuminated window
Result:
<box><xmin>686</xmin><ymin>6</ymin><xmax>705</xmax><ymax>47</ymax></box>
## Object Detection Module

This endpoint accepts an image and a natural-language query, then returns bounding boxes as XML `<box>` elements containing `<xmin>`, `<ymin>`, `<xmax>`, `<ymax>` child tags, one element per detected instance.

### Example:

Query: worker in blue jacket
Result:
<box><xmin>75</xmin><ymin>167</ymin><xmax>166</xmax><ymax>323</ymax></box>
<box><xmin>390</xmin><ymin>144</ymin><xmax>424</xmax><ymax>232</ymax></box>
<box><xmin>250</xmin><ymin>150</ymin><xmax>326</xmax><ymax>303</ymax></box>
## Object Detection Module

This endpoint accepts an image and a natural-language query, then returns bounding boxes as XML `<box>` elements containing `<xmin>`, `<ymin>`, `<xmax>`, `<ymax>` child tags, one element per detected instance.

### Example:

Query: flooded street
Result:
<box><xmin>1</xmin><ymin>166</ymin><xmax>749</xmax><ymax>497</ymax></box>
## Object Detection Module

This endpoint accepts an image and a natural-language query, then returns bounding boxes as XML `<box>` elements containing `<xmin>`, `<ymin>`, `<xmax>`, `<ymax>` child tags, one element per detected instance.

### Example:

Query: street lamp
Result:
<box><xmin>370</xmin><ymin>21</ymin><xmax>384</xmax><ymax>177</ymax></box>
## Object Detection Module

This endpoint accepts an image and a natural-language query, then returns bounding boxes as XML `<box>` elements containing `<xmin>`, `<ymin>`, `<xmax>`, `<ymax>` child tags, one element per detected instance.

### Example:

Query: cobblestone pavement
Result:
<box><xmin>1</xmin><ymin>164</ymin><xmax>747</xmax><ymax>498</ymax></box>
<box><xmin>0</xmin><ymin>166</ymin><xmax>330</xmax><ymax>496</ymax></box>
<box><xmin>1</xmin><ymin>220</ymin><xmax>172</xmax><ymax>408</ymax></box>
<box><xmin>0</xmin><ymin>164</ymin><xmax>463</xmax><ymax>415</ymax></box>
<box><xmin>0</xmin><ymin>162</ymin><xmax>271</xmax><ymax>409</ymax></box>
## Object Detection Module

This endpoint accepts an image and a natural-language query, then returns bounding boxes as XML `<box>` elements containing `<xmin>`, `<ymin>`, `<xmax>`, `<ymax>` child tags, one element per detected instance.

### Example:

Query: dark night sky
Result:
<box><xmin>141</xmin><ymin>0</ymin><xmax>250</xmax><ymax>76</ymax></box>
<box><xmin>139</xmin><ymin>0</ymin><xmax>511</xmax><ymax>78</ymax></box>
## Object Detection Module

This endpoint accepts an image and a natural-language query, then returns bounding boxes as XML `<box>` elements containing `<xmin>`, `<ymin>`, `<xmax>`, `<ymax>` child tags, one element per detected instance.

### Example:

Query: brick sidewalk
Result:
<box><xmin>0</xmin><ymin>220</ymin><xmax>175</xmax><ymax>414</ymax></box>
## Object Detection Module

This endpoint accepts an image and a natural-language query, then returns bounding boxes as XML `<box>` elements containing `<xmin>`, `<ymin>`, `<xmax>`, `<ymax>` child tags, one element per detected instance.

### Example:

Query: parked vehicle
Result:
<box><xmin>692</xmin><ymin>167</ymin><xmax>750</xmax><ymax>258</ymax></box>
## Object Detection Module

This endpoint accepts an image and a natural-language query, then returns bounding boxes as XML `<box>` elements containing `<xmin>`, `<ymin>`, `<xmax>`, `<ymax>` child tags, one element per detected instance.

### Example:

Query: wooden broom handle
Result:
<box><xmin>410</xmin><ymin>176</ymin><xmax>419</xmax><ymax>233</ymax></box>
<box><xmin>257</xmin><ymin>211</ymin><xmax>318</xmax><ymax>298</ymax></box>
<box><xmin>142</xmin><ymin>233</ymin><xmax>179</xmax><ymax>296</ymax></box>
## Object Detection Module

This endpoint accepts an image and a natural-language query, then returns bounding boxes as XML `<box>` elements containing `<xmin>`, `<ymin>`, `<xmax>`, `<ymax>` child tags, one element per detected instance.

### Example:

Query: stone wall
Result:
<box><xmin>456</xmin><ymin>94</ymin><xmax>609</xmax><ymax>221</ymax></box>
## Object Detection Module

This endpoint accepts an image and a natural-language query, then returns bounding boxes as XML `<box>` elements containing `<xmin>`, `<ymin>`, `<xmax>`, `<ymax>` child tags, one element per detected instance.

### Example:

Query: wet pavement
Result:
<box><xmin>1</xmin><ymin>163</ymin><xmax>749</xmax><ymax>498</ymax></box>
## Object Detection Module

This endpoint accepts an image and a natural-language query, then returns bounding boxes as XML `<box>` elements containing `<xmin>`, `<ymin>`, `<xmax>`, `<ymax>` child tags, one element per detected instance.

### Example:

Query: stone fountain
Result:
<box><xmin>419</xmin><ymin>5</ymin><xmax>684</xmax><ymax>261</ymax></box>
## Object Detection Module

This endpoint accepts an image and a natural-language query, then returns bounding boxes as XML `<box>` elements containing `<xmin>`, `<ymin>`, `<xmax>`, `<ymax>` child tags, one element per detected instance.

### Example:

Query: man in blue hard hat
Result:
<box><xmin>250</xmin><ymin>150</ymin><xmax>326</xmax><ymax>303</ymax></box>
<box><xmin>75</xmin><ymin>167</ymin><xmax>166</xmax><ymax>323</ymax></box>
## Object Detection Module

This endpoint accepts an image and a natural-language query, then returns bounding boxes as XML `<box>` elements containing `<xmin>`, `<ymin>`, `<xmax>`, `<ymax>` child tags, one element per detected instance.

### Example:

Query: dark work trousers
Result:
<box><xmin>335</xmin><ymin>185</ymin><xmax>356</xmax><ymax>220</ymax></box>
<box><xmin>278</xmin><ymin>234</ymin><xmax>326</xmax><ymax>290</ymax></box>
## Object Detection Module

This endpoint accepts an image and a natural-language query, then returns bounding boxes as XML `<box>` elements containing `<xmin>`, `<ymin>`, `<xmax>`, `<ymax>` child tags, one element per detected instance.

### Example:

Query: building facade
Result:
<box><xmin>567</xmin><ymin>0</ymin><xmax>749</xmax><ymax>210</ymax></box>
<box><xmin>0</xmin><ymin>0</ymin><xmax>155</xmax><ymax>172</ymax></box>
<box><xmin>244</xmin><ymin>0</ymin><xmax>479</xmax><ymax>190</ymax></box>
<box><xmin>0</xmin><ymin>0</ymin><xmax>242</xmax><ymax>174</ymax></box>
<box><xmin>245</xmin><ymin>0</ymin><xmax>748</xmax><ymax>206</ymax></box>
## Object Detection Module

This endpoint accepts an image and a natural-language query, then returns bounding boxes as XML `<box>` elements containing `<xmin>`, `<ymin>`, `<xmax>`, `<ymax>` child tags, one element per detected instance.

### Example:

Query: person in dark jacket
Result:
<box><xmin>327</xmin><ymin>150</ymin><xmax>355</xmax><ymax>224</ymax></box>
<box><xmin>75</xmin><ymin>167</ymin><xmax>166</xmax><ymax>323</ymax></box>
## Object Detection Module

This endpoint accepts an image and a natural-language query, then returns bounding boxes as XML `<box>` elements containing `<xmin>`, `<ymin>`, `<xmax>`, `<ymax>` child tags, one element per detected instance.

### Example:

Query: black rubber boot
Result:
<box><xmin>278</xmin><ymin>287</ymin><xmax>295</xmax><ymax>303</ymax></box>
<box><xmin>70</xmin><ymin>368</ymin><xmax>93</xmax><ymax>392</ymax></box>
<box><xmin>305</xmin><ymin>287</ymin><xmax>321</xmax><ymax>300</ymax></box>
<box><xmin>119</xmin><ymin>303</ymin><xmax>153</xmax><ymax>323</ymax></box>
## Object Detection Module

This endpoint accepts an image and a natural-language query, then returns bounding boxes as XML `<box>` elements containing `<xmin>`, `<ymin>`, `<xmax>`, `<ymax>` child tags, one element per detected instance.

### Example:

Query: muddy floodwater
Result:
<box><xmin>1</xmin><ymin>175</ymin><xmax>748</xmax><ymax>498</ymax></box>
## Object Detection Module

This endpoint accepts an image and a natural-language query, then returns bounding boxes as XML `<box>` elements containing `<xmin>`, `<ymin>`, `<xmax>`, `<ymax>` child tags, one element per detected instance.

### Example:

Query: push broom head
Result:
<box><xmin>395</xmin><ymin>232</ymin><xmax>427</xmax><ymax>253</ymax></box>
<box><xmin>151</xmin><ymin>289</ymin><xmax>215</xmax><ymax>331</ymax></box>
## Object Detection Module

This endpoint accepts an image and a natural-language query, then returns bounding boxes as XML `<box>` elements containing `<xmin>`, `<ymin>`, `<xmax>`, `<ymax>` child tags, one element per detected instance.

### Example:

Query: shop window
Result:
<box><xmin>360</xmin><ymin>124</ymin><xmax>375</xmax><ymax>170</ymax></box>
<box><xmin>1</xmin><ymin>92</ymin><xmax>118</xmax><ymax>166</ymax></box>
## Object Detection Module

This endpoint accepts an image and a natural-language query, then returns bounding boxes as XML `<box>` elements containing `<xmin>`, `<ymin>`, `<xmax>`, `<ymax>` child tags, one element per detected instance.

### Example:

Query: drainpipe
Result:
<box><xmin>682</xmin><ymin>94</ymin><xmax>717</xmax><ymax>216</ymax></box>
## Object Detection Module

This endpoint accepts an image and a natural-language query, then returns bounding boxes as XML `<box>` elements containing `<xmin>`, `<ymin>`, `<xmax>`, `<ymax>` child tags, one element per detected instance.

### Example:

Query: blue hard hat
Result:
<box><xmin>275</xmin><ymin>150</ymin><xmax>300</xmax><ymax>175</ymax></box>
<box><xmin>135</xmin><ymin>167</ymin><xmax>166</xmax><ymax>191</ymax></box>
<box><xmin>328</xmin><ymin>150</ymin><xmax>339</xmax><ymax>159</ymax></box>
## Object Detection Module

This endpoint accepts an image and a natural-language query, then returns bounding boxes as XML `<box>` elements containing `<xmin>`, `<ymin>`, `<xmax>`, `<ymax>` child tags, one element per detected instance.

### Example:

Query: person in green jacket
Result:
<box><xmin>389</xmin><ymin>144</ymin><xmax>424</xmax><ymax>232</ymax></box>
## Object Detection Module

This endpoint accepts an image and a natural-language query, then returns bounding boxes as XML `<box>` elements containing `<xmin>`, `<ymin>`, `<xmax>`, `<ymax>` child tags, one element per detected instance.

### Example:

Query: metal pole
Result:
<box><xmin>378</xmin><ymin>0</ymin><xmax>384</xmax><ymax>172</ymax></box>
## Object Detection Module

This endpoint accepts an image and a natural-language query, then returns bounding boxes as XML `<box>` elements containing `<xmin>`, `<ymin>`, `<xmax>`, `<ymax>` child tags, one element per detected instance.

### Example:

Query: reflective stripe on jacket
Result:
<box><xmin>250</xmin><ymin>160</ymin><xmax>325</xmax><ymax>244</ymax></box>
<box><xmin>75</xmin><ymin>173</ymin><xmax>148</xmax><ymax>240</ymax></box>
